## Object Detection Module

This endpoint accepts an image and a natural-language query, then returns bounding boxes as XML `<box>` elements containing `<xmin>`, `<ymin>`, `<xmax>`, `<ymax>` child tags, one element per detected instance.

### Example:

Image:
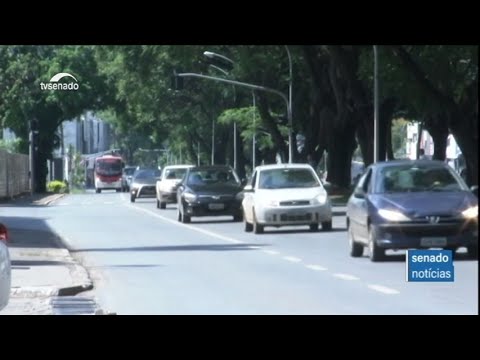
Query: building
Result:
<box><xmin>406</xmin><ymin>122</ymin><xmax>464</xmax><ymax>176</ymax></box>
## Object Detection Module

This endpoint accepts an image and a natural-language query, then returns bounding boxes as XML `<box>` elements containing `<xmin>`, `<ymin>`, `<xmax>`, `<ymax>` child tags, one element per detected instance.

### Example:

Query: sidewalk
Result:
<box><xmin>0</xmin><ymin>193</ymin><xmax>97</xmax><ymax>315</ymax></box>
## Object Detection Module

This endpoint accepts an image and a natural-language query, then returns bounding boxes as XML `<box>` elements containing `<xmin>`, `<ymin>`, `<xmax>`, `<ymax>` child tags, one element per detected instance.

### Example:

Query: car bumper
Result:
<box><xmin>183</xmin><ymin>199</ymin><xmax>243</xmax><ymax>217</ymax></box>
<box><xmin>132</xmin><ymin>186</ymin><xmax>156</xmax><ymax>198</ymax></box>
<box><xmin>373</xmin><ymin>221</ymin><xmax>478</xmax><ymax>249</ymax></box>
<box><xmin>95</xmin><ymin>180</ymin><xmax>122</xmax><ymax>189</ymax></box>
<box><xmin>256</xmin><ymin>203</ymin><xmax>332</xmax><ymax>226</ymax></box>
<box><xmin>159</xmin><ymin>191</ymin><xmax>177</xmax><ymax>203</ymax></box>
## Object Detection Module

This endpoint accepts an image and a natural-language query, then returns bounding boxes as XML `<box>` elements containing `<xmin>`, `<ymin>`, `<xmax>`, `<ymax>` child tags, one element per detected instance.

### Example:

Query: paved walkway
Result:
<box><xmin>0</xmin><ymin>193</ymin><xmax>96</xmax><ymax>315</ymax></box>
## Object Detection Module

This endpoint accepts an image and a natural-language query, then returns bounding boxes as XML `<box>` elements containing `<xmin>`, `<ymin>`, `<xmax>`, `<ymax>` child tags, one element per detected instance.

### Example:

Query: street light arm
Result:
<box><xmin>176</xmin><ymin>72</ymin><xmax>289</xmax><ymax>107</ymax></box>
<box><xmin>203</xmin><ymin>51</ymin><xmax>235</xmax><ymax>64</ymax></box>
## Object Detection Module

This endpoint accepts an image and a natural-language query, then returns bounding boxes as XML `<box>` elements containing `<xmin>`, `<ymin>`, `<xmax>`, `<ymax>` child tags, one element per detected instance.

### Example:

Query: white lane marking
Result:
<box><xmin>306</xmin><ymin>264</ymin><xmax>328</xmax><ymax>271</ymax></box>
<box><xmin>247</xmin><ymin>245</ymin><xmax>261</xmax><ymax>249</ymax></box>
<box><xmin>262</xmin><ymin>250</ymin><xmax>280</xmax><ymax>255</ymax></box>
<box><xmin>333</xmin><ymin>273</ymin><xmax>359</xmax><ymax>281</ymax></box>
<box><xmin>367</xmin><ymin>284</ymin><xmax>400</xmax><ymax>295</ymax></box>
<box><xmin>103</xmin><ymin>201</ymin><xmax>115</xmax><ymax>205</ymax></box>
<box><xmin>56</xmin><ymin>203</ymin><xmax>70</xmax><ymax>206</ymax></box>
<box><xmin>283</xmin><ymin>256</ymin><xmax>302</xmax><ymax>263</ymax></box>
<box><xmin>127</xmin><ymin>204</ymin><xmax>244</xmax><ymax>244</ymax></box>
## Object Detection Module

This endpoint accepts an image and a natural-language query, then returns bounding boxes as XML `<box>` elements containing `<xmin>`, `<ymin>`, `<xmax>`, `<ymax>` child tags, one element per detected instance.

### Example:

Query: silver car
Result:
<box><xmin>156</xmin><ymin>165</ymin><xmax>193</xmax><ymax>209</ymax></box>
<box><xmin>0</xmin><ymin>224</ymin><xmax>11</xmax><ymax>311</ymax></box>
<box><xmin>242</xmin><ymin>164</ymin><xmax>332</xmax><ymax>234</ymax></box>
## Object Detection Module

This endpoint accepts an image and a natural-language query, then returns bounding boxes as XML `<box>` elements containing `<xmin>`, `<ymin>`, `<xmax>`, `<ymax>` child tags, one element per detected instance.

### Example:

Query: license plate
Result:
<box><xmin>208</xmin><ymin>203</ymin><xmax>224</xmax><ymax>210</ymax></box>
<box><xmin>420</xmin><ymin>237</ymin><xmax>447</xmax><ymax>247</ymax></box>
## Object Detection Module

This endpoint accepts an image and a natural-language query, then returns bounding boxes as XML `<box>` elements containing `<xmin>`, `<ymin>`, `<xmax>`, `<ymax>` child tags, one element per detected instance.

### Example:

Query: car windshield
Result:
<box><xmin>187</xmin><ymin>169</ymin><xmax>240</xmax><ymax>186</ymax></box>
<box><xmin>259</xmin><ymin>168</ymin><xmax>320</xmax><ymax>189</ymax></box>
<box><xmin>134</xmin><ymin>169</ymin><xmax>161</xmax><ymax>180</ymax></box>
<box><xmin>164</xmin><ymin>168</ymin><xmax>188</xmax><ymax>180</ymax></box>
<box><xmin>96</xmin><ymin>160</ymin><xmax>123</xmax><ymax>176</ymax></box>
<box><xmin>376</xmin><ymin>164</ymin><xmax>466</xmax><ymax>193</ymax></box>
<box><xmin>123</xmin><ymin>167</ymin><xmax>136</xmax><ymax>176</ymax></box>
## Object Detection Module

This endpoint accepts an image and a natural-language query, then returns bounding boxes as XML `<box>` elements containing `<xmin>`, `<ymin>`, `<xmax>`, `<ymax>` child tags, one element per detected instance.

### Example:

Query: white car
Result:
<box><xmin>156</xmin><ymin>165</ymin><xmax>194</xmax><ymax>209</ymax></box>
<box><xmin>242</xmin><ymin>164</ymin><xmax>332</xmax><ymax>234</ymax></box>
<box><xmin>0</xmin><ymin>224</ymin><xmax>11</xmax><ymax>311</ymax></box>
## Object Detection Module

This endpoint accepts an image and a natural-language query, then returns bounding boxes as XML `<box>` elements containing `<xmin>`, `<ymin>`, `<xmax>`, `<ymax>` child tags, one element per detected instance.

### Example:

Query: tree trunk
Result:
<box><xmin>449</xmin><ymin>113</ymin><xmax>478</xmax><ymax>186</ymax></box>
<box><xmin>426</xmin><ymin>115</ymin><xmax>449</xmax><ymax>161</ymax></box>
<box><xmin>326</xmin><ymin>118</ymin><xmax>357</xmax><ymax>188</ymax></box>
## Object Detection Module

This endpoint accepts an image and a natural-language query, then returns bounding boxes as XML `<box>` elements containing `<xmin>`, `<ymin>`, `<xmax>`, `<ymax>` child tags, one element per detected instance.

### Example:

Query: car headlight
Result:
<box><xmin>184</xmin><ymin>192</ymin><xmax>197</xmax><ymax>202</ymax></box>
<box><xmin>267</xmin><ymin>200</ymin><xmax>280</xmax><ymax>207</ymax></box>
<box><xmin>311</xmin><ymin>193</ymin><xmax>327</xmax><ymax>205</ymax></box>
<box><xmin>462</xmin><ymin>205</ymin><xmax>478</xmax><ymax>219</ymax></box>
<box><xmin>378</xmin><ymin>209</ymin><xmax>410</xmax><ymax>221</ymax></box>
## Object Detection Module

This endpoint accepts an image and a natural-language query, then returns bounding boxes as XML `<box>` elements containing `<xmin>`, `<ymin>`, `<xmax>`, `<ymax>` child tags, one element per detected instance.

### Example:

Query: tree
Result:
<box><xmin>0</xmin><ymin>45</ymin><xmax>111</xmax><ymax>192</ymax></box>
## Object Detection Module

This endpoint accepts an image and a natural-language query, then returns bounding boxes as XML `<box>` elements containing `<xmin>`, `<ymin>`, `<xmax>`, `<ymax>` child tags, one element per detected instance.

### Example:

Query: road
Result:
<box><xmin>35</xmin><ymin>190</ymin><xmax>478</xmax><ymax>314</ymax></box>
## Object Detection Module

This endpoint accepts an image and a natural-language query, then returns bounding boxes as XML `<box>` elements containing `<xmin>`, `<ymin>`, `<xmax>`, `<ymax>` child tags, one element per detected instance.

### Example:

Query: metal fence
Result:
<box><xmin>0</xmin><ymin>149</ymin><xmax>29</xmax><ymax>198</ymax></box>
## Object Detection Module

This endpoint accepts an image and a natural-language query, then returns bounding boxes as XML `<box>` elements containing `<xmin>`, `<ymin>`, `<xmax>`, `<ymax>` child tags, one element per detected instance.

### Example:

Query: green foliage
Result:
<box><xmin>71</xmin><ymin>152</ymin><xmax>86</xmax><ymax>189</ymax></box>
<box><xmin>47</xmin><ymin>180</ymin><xmax>67</xmax><ymax>193</ymax></box>
<box><xmin>391</xmin><ymin>118</ymin><xmax>409</xmax><ymax>157</ymax></box>
<box><xmin>0</xmin><ymin>138</ymin><xmax>21</xmax><ymax>153</ymax></box>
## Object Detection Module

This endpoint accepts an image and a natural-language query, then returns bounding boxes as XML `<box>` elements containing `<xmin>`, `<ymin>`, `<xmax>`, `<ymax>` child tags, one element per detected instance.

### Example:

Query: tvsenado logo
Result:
<box><xmin>40</xmin><ymin>72</ymin><xmax>79</xmax><ymax>91</ymax></box>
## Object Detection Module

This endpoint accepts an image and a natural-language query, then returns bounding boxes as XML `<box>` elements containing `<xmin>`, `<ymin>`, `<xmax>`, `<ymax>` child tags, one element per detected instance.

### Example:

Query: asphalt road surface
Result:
<box><xmin>22</xmin><ymin>190</ymin><xmax>478</xmax><ymax>314</ymax></box>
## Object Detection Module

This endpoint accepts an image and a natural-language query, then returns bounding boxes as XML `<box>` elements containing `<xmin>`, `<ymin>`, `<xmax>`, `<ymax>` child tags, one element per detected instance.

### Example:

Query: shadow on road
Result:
<box><xmin>71</xmin><ymin>243</ymin><xmax>269</xmax><ymax>253</ymax></box>
<box><xmin>0</xmin><ymin>216</ymin><xmax>62</xmax><ymax>249</ymax></box>
<box><xmin>90</xmin><ymin>264</ymin><xmax>164</xmax><ymax>269</ymax></box>
<box><xmin>11</xmin><ymin>259</ymin><xmax>71</xmax><ymax>266</ymax></box>
<box><xmin>360</xmin><ymin>251</ymin><xmax>474</xmax><ymax>262</ymax></box>
<box><xmin>259</xmin><ymin>227</ymin><xmax>346</xmax><ymax>235</ymax></box>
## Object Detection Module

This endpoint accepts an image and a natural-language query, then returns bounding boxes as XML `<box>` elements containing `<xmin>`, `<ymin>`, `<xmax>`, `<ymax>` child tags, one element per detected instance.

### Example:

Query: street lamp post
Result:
<box><xmin>252</xmin><ymin>91</ymin><xmax>256</xmax><ymax>169</ymax></box>
<box><xmin>285</xmin><ymin>45</ymin><xmax>293</xmax><ymax>164</ymax></box>
<box><xmin>205</xmin><ymin>60</ymin><xmax>237</xmax><ymax>170</ymax></box>
<box><xmin>373</xmin><ymin>45</ymin><xmax>379</xmax><ymax>164</ymax></box>
<box><xmin>204</xmin><ymin>47</ymin><xmax>293</xmax><ymax>164</ymax></box>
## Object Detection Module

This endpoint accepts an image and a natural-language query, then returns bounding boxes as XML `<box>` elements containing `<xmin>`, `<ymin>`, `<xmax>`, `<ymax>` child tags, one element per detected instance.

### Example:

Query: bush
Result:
<box><xmin>47</xmin><ymin>180</ymin><xmax>68</xmax><ymax>194</ymax></box>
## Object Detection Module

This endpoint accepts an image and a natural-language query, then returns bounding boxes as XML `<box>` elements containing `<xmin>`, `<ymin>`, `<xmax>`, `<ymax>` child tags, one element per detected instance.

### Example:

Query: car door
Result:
<box><xmin>0</xmin><ymin>240</ymin><xmax>11</xmax><ymax>311</ymax></box>
<box><xmin>242</xmin><ymin>170</ymin><xmax>257</xmax><ymax>222</ymax></box>
<box><xmin>349</xmin><ymin>169</ymin><xmax>372</xmax><ymax>243</ymax></box>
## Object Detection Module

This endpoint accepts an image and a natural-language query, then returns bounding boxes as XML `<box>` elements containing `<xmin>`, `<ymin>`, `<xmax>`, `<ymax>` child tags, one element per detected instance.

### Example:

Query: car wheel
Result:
<box><xmin>160</xmin><ymin>201</ymin><xmax>166</xmax><ymax>209</ymax></box>
<box><xmin>233</xmin><ymin>215</ymin><xmax>242</xmax><ymax>222</ymax></box>
<box><xmin>180</xmin><ymin>205</ymin><xmax>191</xmax><ymax>224</ymax></box>
<box><xmin>177</xmin><ymin>208</ymin><xmax>181</xmax><ymax>222</ymax></box>
<box><xmin>467</xmin><ymin>245</ymin><xmax>478</xmax><ymax>260</ymax></box>
<box><xmin>95</xmin><ymin>188</ymin><xmax>100</xmax><ymax>194</ymax></box>
<box><xmin>368</xmin><ymin>225</ymin><xmax>385</xmax><ymax>262</ymax></box>
<box><xmin>156</xmin><ymin>199</ymin><xmax>160</xmax><ymax>209</ymax></box>
<box><xmin>244</xmin><ymin>212</ymin><xmax>253</xmax><ymax>232</ymax></box>
<box><xmin>253</xmin><ymin>209</ymin><xmax>264</xmax><ymax>234</ymax></box>
<box><xmin>116</xmin><ymin>188</ymin><xmax>121</xmax><ymax>193</ymax></box>
<box><xmin>130</xmin><ymin>195</ymin><xmax>135</xmax><ymax>203</ymax></box>
<box><xmin>321</xmin><ymin>220</ymin><xmax>332</xmax><ymax>231</ymax></box>
<box><xmin>309</xmin><ymin>223</ymin><xmax>319</xmax><ymax>232</ymax></box>
<box><xmin>348</xmin><ymin>221</ymin><xmax>364</xmax><ymax>257</ymax></box>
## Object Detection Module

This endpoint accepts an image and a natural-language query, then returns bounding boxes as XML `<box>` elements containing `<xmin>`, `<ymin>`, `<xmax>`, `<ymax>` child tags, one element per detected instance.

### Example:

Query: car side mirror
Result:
<box><xmin>322</xmin><ymin>182</ymin><xmax>332</xmax><ymax>191</ymax></box>
<box><xmin>243</xmin><ymin>184</ymin><xmax>254</xmax><ymax>192</ymax></box>
<box><xmin>353</xmin><ymin>187</ymin><xmax>365</xmax><ymax>199</ymax></box>
<box><xmin>470</xmin><ymin>185</ymin><xmax>478</xmax><ymax>197</ymax></box>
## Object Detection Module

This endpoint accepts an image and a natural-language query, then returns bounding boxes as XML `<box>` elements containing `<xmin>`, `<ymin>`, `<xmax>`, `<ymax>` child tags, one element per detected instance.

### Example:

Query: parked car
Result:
<box><xmin>177</xmin><ymin>166</ymin><xmax>244</xmax><ymax>223</ymax></box>
<box><xmin>346</xmin><ymin>160</ymin><xmax>478</xmax><ymax>262</ymax></box>
<box><xmin>156</xmin><ymin>165</ymin><xmax>194</xmax><ymax>209</ymax></box>
<box><xmin>122</xmin><ymin>166</ymin><xmax>137</xmax><ymax>192</ymax></box>
<box><xmin>242</xmin><ymin>163</ymin><xmax>332</xmax><ymax>234</ymax></box>
<box><xmin>130</xmin><ymin>169</ymin><xmax>161</xmax><ymax>203</ymax></box>
<box><xmin>0</xmin><ymin>223</ymin><xmax>11</xmax><ymax>311</ymax></box>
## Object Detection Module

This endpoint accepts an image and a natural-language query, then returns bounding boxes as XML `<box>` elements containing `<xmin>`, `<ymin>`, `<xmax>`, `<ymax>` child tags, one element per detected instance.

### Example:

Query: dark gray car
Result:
<box><xmin>130</xmin><ymin>169</ymin><xmax>161</xmax><ymax>202</ymax></box>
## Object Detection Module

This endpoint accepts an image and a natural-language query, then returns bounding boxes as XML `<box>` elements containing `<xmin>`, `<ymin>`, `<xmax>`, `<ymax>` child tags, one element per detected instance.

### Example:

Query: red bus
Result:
<box><xmin>94</xmin><ymin>155</ymin><xmax>124</xmax><ymax>193</ymax></box>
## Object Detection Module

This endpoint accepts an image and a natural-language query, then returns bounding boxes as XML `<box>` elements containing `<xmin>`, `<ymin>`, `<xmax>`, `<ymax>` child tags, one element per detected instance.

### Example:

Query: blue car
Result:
<box><xmin>346</xmin><ymin>160</ymin><xmax>478</xmax><ymax>261</ymax></box>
